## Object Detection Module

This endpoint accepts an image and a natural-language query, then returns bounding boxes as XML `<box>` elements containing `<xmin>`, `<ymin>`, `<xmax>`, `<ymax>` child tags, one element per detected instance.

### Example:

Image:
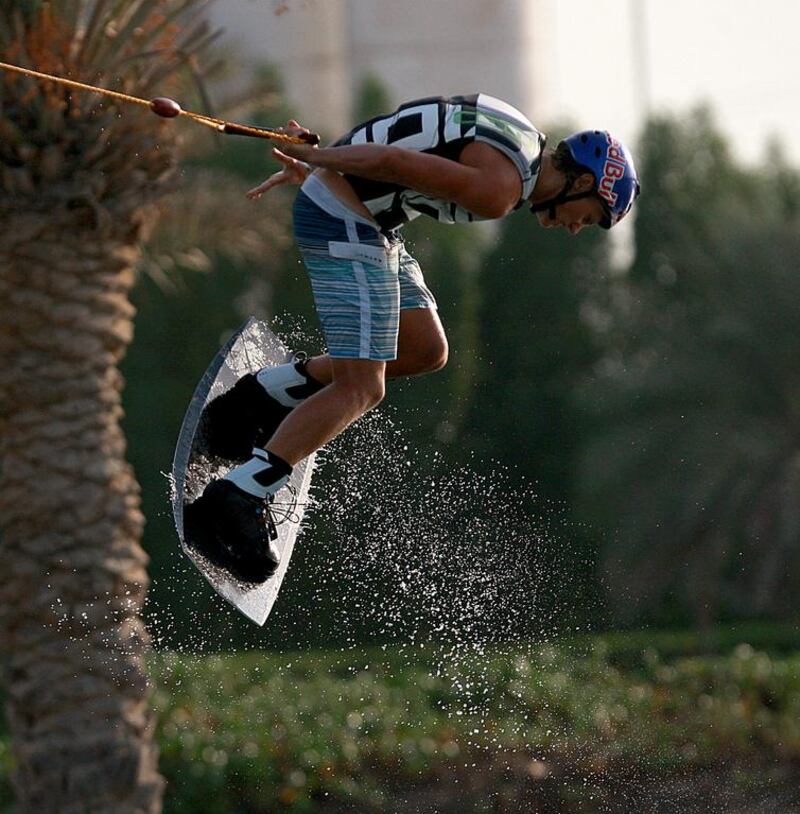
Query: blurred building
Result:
<box><xmin>209</xmin><ymin>0</ymin><xmax>556</xmax><ymax>137</ymax></box>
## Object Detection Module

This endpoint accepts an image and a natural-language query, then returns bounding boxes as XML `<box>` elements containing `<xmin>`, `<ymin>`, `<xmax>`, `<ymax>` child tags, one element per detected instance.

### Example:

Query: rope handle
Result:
<box><xmin>0</xmin><ymin>61</ymin><xmax>320</xmax><ymax>145</ymax></box>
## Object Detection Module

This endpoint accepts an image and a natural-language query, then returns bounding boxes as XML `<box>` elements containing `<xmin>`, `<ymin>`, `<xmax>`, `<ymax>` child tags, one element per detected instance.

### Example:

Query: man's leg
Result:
<box><xmin>185</xmin><ymin>191</ymin><xmax>446</xmax><ymax>579</ymax></box>
<box><xmin>196</xmin><ymin>308</ymin><xmax>447</xmax><ymax>464</ymax></box>
<box><xmin>265</xmin><ymin>308</ymin><xmax>447</xmax><ymax>465</ymax></box>
<box><xmin>303</xmin><ymin>306</ymin><xmax>449</xmax><ymax>387</ymax></box>
<box><xmin>266</xmin><ymin>358</ymin><xmax>386</xmax><ymax>466</ymax></box>
<box><xmin>223</xmin><ymin>308</ymin><xmax>446</xmax><ymax>484</ymax></box>
<box><xmin>390</xmin><ymin>306</ymin><xmax>448</xmax><ymax>377</ymax></box>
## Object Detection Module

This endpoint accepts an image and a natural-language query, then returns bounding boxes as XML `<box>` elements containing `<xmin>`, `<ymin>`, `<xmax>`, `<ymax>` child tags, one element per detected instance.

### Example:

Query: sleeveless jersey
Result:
<box><xmin>333</xmin><ymin>93</ymin><xmax>546</xmax><ymax>232</ymax></box>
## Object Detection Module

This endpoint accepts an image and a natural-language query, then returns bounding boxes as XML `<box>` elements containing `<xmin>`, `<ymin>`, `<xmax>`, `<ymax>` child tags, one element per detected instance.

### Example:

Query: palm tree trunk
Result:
<box><xmin>0</xmin><ymin>209</ymin><xmax>164</xmax><ymax>813</ymax></box>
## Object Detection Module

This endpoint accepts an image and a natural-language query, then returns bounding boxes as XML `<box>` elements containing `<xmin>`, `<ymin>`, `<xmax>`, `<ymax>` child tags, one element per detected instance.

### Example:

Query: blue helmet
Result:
<box><xmin>562</xmin><ymin>130</ymin><xmax>640</xmax><ymax>229</ymax></box>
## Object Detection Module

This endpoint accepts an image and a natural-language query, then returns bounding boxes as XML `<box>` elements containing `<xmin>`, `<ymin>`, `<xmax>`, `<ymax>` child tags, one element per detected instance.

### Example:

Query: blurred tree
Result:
<box><xmin>353</xmin><ymin>72</ymin><xmax>392</xmax><ymax>123</ymax></box>
<box><xmin>0</xmin><ymin>2</ymin><xmax>218</xmax><ymax>811</ymax></box>
<box><xmin>385</xmin><ymin>216</ymin><xmax>490</xmax><ymax>449</ymax></box>
<box><xmin>463</xmin><ymin>209</ymin><xmax>608</xmax><ymax>494</ymax></box>
<box><xmin>577</xmin><ymin>109</ymin><xmax>800</xmax><ymax>630</ymax></box>
<box><xmin>456</xmin><ymin>202</ymin><xmax>610</xmax><ymax>629</ymax></box>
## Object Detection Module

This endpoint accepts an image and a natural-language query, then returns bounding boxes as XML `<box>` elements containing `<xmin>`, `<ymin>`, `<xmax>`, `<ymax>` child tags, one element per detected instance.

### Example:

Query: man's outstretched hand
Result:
<box><xmin>247</xmin><ymin>119</ymin><xmax>316</xmax><ymax>200</ymax></box>
<box><xmin>246</xmin><ymin>148</ymin><xmax>311</xmax><ymax>199</ymax></box>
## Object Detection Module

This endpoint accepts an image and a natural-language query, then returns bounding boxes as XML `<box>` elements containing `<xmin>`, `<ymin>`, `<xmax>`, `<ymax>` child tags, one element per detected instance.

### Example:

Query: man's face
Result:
<box><xmin>535</xmin><ymin>195</ymin><xmax>608</xmax><ymax>235</ymax></box>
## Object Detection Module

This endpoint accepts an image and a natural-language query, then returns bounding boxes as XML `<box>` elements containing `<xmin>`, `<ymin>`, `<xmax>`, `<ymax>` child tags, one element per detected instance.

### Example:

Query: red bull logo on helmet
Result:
<box><xmin>597</xmin><ymin>133</ymin><xmax>627</xmax><ymax>209</ymax></box>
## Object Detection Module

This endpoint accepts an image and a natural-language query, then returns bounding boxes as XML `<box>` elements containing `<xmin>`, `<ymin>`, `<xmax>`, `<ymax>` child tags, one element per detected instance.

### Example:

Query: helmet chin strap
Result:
<box><xmin>529</xmin><ymin>182</ymin><xmax>596</xmax><ymax>219</ymax></box>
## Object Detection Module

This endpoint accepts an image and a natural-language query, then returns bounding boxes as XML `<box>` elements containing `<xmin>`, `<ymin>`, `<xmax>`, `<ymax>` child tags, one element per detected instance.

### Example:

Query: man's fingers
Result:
<box><xmin>246</xmin><ymin>175</ymin><xmax>281</xmax><ymax>199</ymax></box>
<box><xmin>247</xmin><ymin>144</ymin><xmax>310</xmax><ymax>199</ymax></box>
<box><xmin>287</xmin><ymin>118</ymin><xmax>306</xmax><ymax>132</ymax></box>
<box><xmin>280</xmin><ymin>118</ymin><xmax>312</xmax><ymax>139</ymax></box>
<box><xmin>272</xmin><ymin>148</ymin><xmax>295</xmax><ymax>166</ymax></box>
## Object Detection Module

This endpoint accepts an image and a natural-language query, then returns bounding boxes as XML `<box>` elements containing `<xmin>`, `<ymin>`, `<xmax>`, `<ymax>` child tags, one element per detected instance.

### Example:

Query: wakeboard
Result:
<box><xmin>171</xmin><ymin>318</ymin><xmax>315</xmax><ymax>625</ymax></box>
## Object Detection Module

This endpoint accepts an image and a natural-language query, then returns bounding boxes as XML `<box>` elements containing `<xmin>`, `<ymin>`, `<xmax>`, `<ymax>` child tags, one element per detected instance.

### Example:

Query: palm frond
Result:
<box><xmin>1</xmin><ymin>0</ymin><xmax>223</xmax><ymax>200</ymax></box>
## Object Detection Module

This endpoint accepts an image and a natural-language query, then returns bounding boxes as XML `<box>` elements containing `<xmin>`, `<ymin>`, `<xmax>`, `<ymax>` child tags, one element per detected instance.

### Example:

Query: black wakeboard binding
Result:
<box><xmin>184</xmin><ymin>479</ymin><xmax>281</xmax><ymax>583</ymax></box>
<box><xmin>193</xmin><ymin>355</ymin><xmax>323</xmax><ymax>463</ymax></box>
<box><xmin>193</xmin><ymin>373</ymin><xmax>293</xmax><ymax>463</ymax></box>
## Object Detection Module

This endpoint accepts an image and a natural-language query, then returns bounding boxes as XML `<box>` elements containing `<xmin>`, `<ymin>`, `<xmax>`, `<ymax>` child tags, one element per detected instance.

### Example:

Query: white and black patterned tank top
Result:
<box><xmin>333</xmin><ymin>93</ymin><xmax>546</xmax><ymax>233</ymax></box>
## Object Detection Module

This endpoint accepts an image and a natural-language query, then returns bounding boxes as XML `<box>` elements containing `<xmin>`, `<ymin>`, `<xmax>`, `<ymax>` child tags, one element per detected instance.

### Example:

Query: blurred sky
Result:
<box><xmin>552</xmin><ymin>0</ymin><xmax>799</xmax><ymax>165</ymax></box>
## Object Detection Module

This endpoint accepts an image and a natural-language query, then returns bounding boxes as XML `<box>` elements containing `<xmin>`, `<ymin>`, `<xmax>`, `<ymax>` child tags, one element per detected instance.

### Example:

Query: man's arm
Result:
<box><xmin>277</xmin><ymin>133</ymin><xmax>523</xmax><ymax>219</ymax></box>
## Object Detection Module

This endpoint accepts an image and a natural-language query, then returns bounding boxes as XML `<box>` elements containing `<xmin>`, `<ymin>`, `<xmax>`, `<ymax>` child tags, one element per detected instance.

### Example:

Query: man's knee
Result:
<box><xmin>410</xmin><ymin>335</ymin><xmax>449</xmax><ymax>375</ymax></box>
<box><xmin>353</xmin><ymin>377</ymin><xmax>385</xmax><ymax>411</ymax></box>
<box><xmin>427</xmin><ymin>336</ymin><xmax>449</xmax><ymax>373</ymax></box>
<box><xmin>396</xmin><ymin>308</ymin><xmax>449</xmax><ymax>376</ymax></box>
<box><xmin>333</xmin><ymin>362</ymin><xmax>386</xmax><ymax>412</ymax></box>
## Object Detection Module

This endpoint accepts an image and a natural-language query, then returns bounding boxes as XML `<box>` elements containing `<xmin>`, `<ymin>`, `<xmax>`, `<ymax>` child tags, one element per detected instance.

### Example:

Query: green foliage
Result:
<box><xmin>384</xmin><ymin>216</ymin><xmax>489</xmax><ymax>447</ymax></box>
<box><xmin>8</xmin><ymin>0</ymin><xmax>43</xmax><ymax>19</ymax></box>
<box><xmin>3</xmin><ymin>628</ymin><xmax>797</xmax><ymax>812</ymax></box>
<box><xmin>464</xmin><ymin>210</ymin><xmax>608</xmax><ymax>497</ymax></box>
<box><xmin>632</xmin><ymin>107</ymin><xmax>762</xmax><ymax>275</ymax></box>
<box><xmin>576</xmin><ymin>108</ymin><xmax>800</xmax><ymax>628</ymax></box>
<box><xmin>114</xmin><ymin>638</ymin><xmax>800</xmax><ymax>812</ymax></box>
<box><xmin>453</xmin><ymin>207</ymin><xmax>611</xmax><ymax>630</ymax></box>
<box><xmin>353</xmin><ymin>73</ymin><xmax>393</xmax><ymax>123</ymax></box>
<box><xmin>0</xmin><ymin>738</ymin><xmax>10</xmax><ymax>813</ymax></box>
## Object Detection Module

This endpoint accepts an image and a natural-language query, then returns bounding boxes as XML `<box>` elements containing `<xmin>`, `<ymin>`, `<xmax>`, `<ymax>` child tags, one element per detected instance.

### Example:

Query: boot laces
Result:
<box><xmin>262</xmin><ymin>482</ymin><xmax>302</xmax><ymax>540</ymax></box>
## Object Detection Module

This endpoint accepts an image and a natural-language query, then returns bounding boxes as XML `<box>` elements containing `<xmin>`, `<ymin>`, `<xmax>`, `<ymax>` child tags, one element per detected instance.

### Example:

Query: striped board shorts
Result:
<box><xmin>293</xmin><ymin>174</ymin><xmax>437</xmax><ymax>361</ymax></box>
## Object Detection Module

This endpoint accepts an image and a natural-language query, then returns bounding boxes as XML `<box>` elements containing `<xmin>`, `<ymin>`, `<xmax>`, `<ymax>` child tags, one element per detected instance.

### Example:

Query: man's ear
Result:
<box><xmin>571</xmin><ymin>172</ymin><xmax>596</xmax><ymax>194</ymax></box>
